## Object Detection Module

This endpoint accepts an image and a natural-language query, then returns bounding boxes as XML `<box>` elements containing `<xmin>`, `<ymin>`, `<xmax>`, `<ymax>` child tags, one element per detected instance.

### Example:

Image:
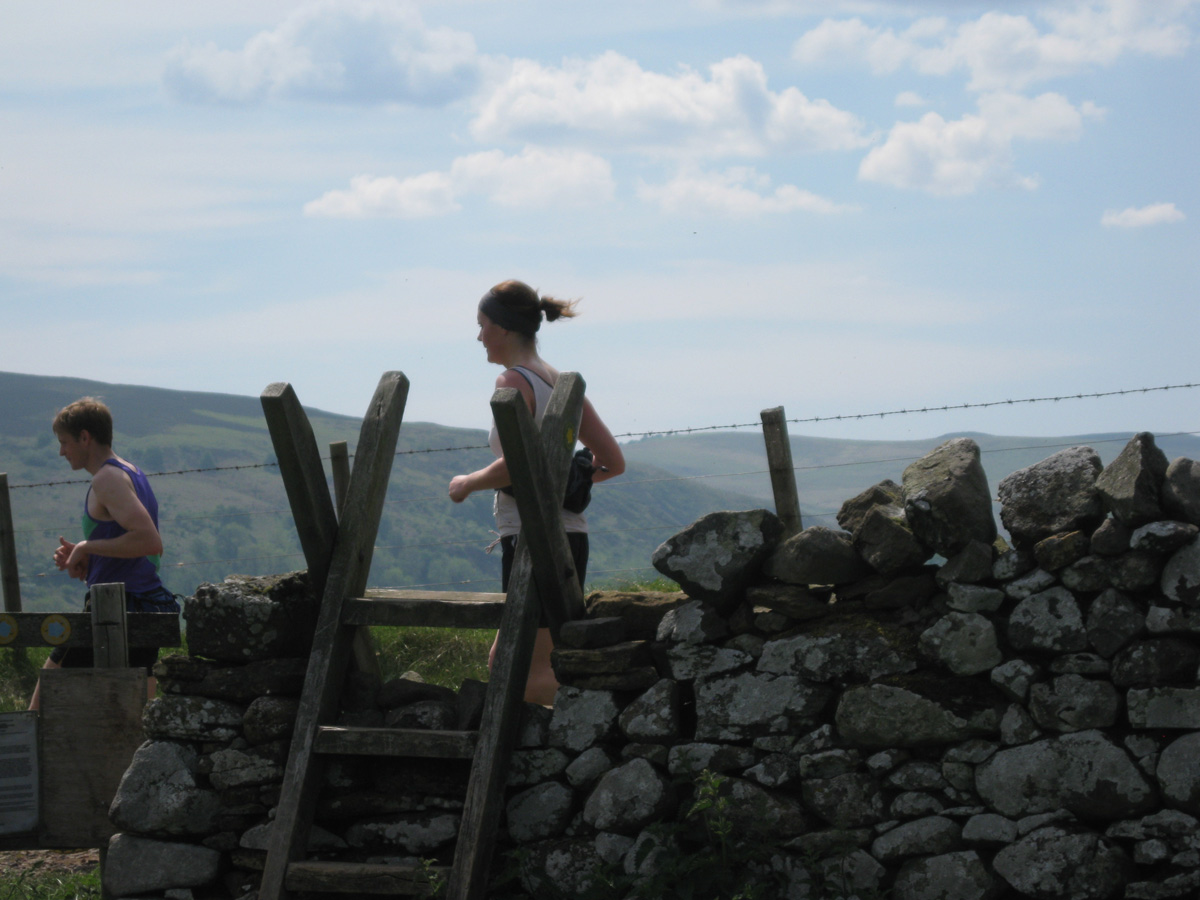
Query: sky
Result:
<box><xmin>1</xmin><ymin>0</ymin><xmax>1197</xmax><ymax>445</ymax></box>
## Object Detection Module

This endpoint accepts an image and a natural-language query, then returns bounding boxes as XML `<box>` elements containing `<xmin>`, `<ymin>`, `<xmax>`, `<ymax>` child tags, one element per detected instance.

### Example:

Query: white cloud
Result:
<box><xmin>471</xmin><ymin>51</ymin><xmax>873</xmax><ymax>157</ymax></box>
<box><xmin>163</xmin><ymin>0</ymin><xmax>482</xmax><ymax>105</ymax></box>
<box><xmin>895</xmin><ymin>91</ymin><xmax>927</xmax><ymax>108</ymax></box>
<box><xmin>860</xmin><ymin>91</ymin><xmax>1102</xmax><ymax>194</ymax></box>
<box><xmin>637</xmin><ymin>167</ymin><xmax>854</xmax><ymax>216</ymax></box>
<box><xmin>1101</xmin><ymin>202</ymin><xmax>1186</xmax><ymax>227</ymax></box>
<box><xmin>793</xmin><ymin>1</ymin><xmax>1195</xmax><ymax>92</ymax></box>
<box><xmin>304</xmin><ymin>147</ymin><xmax>615</xmax><ymax>218</ymax></box>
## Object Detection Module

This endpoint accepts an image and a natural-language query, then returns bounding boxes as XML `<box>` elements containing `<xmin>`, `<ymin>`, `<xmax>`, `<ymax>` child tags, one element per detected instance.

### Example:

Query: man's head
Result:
<box><xmin>53</xmin><ymin>397</ymin><xmax>114</xmax><ymax>446</ymax></box>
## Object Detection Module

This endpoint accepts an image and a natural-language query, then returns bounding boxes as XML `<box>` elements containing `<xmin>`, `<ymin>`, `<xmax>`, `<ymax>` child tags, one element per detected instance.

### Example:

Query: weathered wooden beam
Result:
<box><xmin>260</xmin><ymin>382</ymin><xmax>339</xmax><ymax>592</ymax></box>
<box><xmin>0</xmin><ymin>612</ymin><xmax>179</xmax><ymax>649</ymax></box>
<box><xmin>89</xmin><ymin>583</ymin><xmax>129</xmax><ymax>669</ymax></box>
<box><xmin>344</xmin><ymin>595</ymin><xmax>505</xmax><ymax>630</ymax></box>
<box><xmin>330</xmin><ymin>440</ymin><xmax>350</xmax><ymax>519</ymax></box>
<box><xmin>490</xmin><ymin>373</ymin><xmax>587</xmax><ymax>635</ymax></box>
<box><xmin>761</xmin><ymin>406</ymin><xmax>803</xmax><ymax>535</ymax></box>
<box><xmin>259</xmin><ymin>371</ymin><xmax>408</xmax><ymax>900</ymax></box>
<box><xmin>314</xmin><ymin>726</ymin><xmax>478</xmax><ymax>759</ymax></box>
<box><xmin>0</xmin><ymin>474</ymin><xmax>21</xmax><ymax>615</ymax></box>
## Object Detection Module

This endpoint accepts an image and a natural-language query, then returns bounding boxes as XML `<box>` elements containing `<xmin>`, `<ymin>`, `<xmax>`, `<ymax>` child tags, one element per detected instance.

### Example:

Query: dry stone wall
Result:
<box><xmin>102</xmin><ymin>432</ymin><xmax>1200</xmax><ymax>900</ymax></box>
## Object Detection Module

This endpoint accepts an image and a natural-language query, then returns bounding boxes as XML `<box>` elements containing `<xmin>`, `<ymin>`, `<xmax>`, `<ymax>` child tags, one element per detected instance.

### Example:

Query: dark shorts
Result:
<box><xmin>49</xmin><ymin>585</ymin><xmax>181</xmax><ymax>674</ymax></box>
<box><xmin>500</xmin><ymin>533</ymin><xmax>589</xmax><ymax>626</ymax></box>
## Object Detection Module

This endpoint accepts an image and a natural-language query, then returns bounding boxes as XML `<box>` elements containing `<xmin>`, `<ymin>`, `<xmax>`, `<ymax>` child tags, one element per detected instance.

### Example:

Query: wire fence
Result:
<box><xmin>4</xmin><ymin>380</ymin><xmax>1197</xmax><ymax>589</ymax></box>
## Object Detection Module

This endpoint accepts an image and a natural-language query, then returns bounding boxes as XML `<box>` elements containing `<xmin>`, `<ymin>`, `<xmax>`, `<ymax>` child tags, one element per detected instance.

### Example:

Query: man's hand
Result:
<box><xmin>54</xmin><ymin>536</ymin><xmax>88</xmax><ymax>581</ymax></box>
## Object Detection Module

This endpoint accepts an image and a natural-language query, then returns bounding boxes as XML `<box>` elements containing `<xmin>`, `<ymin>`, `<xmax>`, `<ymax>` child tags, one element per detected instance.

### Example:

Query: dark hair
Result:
<box><xmin>53</xmin><ymin>397</ymin><xmax>113</xmax><ymax>446</ymax></box>
<box><xmin>479</xmin><ymin>279</ymin><xmax>579</xmax><ymax>338</ymax></box>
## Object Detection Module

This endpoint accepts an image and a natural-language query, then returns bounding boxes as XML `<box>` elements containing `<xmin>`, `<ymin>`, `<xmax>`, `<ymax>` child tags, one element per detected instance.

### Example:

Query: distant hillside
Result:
<box><xmin>0</xmin><ymin>371</ymin><xmax>755</xmax><ymax>612</ymax></box>
<box><xmin>3</xmin><ymin>371</ymin><xmax>1195</xmax><ymax>614</ymax></box>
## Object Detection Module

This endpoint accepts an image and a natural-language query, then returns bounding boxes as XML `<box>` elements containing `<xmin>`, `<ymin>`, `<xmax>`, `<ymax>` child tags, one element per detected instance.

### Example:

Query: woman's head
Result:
<box><xmin>477</xmin><ymin>280</ymin><xmax>578</xmax><ymax>344</ymax></box>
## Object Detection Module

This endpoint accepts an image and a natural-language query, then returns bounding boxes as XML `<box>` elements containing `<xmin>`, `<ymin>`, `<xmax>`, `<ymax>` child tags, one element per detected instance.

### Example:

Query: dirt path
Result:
<box><xmin>0</xmin><ymin>848</ymin><xmax>99</xmax><ymax>876</ymax></box>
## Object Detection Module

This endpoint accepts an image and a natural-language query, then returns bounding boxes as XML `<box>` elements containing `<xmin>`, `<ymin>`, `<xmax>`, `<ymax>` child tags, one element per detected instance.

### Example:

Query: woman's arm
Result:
<box><xmin>578</xmin><ymin>398</ymin><xmax>625</xmax><ymax>483</ymax></box>
<box><xmin>448</xmin><ymin>370</ymin><xmax>537</xmax><ymax>503</ymax></box>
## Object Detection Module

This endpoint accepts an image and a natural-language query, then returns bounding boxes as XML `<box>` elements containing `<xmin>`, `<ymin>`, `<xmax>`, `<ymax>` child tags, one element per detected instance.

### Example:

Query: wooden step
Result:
<box><xmin>314</xmin><ymin>726</ymin><xmax>478</xmax><ymax>759</ymax></box>
<box><xmin>348</xmin><ymin>590</ymin><xmax>507</xmax><ymax>629</ymax></box>
<box><xmin>286</xmin><ymin>860</ymin><xmax>444</xmax><ymax>895</ymax></box>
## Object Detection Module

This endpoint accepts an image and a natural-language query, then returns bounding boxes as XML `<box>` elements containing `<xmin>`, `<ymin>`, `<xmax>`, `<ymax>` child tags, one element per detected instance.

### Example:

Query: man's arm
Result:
<box><xmin>64</xmin><ymin>466</ymin><xmax>162</xmax><ymax>573</ymax></box>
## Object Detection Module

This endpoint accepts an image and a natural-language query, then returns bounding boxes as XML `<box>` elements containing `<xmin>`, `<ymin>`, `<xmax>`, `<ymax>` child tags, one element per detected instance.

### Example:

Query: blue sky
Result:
<box><xmin>2</xmin><ymin>0</ymin><xmax>1196</xmax><ymax>443</ymax></box>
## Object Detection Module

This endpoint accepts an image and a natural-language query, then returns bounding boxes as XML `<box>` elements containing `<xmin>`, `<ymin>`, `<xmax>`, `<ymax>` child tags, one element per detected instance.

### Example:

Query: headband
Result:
<box><xmin>479</xmin><ymin>290</ymin><xmax>540</xmax><ymax>335</ymax></box>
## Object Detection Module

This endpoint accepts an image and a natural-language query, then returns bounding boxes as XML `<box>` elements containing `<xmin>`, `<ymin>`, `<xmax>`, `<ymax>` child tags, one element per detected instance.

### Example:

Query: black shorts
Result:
<box><xmin>500</xmin><ymin>533</ymin><xmax>588</xmax><ymax>626</ymax></box>
<box><xmin>49</xmin><ymin>585</ymin><xmax>181</xmax><ymax>674</ymax></box>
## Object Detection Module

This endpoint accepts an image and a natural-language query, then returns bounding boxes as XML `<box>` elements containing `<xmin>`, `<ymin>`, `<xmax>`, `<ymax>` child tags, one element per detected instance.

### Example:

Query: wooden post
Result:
<box><xmin>329</xmin><ymin>441</ymin><xmax>350</xmax><ymax>519</ymax></box>
<box><xmin>0</xmin><ymin>474</ymin><xmax>22</xmax><ymax>613</ymax></box>
<box><xmin>89</xmin><ymin>584</ymin><xmax>129</xmax><ymax>669</ymax></box>
<box><xmin>761</xmin><ymin>407</ymin><xmax>802</xmax><ymax>535</ymax></box>
<box><xmin>490</xmin><ymin>373</ymin><xmax>587</xmax><ymax>636</ymax></box>
<box><xmin>0</xmin><ymin>473</ymin><xmax>26</xmax><ymax>668</ymax></box>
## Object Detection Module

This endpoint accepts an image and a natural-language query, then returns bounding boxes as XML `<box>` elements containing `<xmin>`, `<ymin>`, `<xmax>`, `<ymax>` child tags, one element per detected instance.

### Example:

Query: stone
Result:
<box><xmin>1027</xmin><ymin>675</ymin><xmax>1120</xmax><ymax>732</ymax></box>
<box><xmin>618</xmin><ymin>679</ymin><xmax>681</xmax><ymax>742</ymax></box>
<box><xmin>992</xmin><ymin>826</ymin><xmax>1131</xmax><ymax>900</ymax></box>
<box><xmin>998</xmin><ymin>447</ymin><xmax>1104</xmax><ymax>548</ymax></box>
<box><xmin>384</xmin><ymin>700</ymin><xmax>456</xmax><ymax>731</ymax></box>
<box><xmin>962</xmin><ymin>813</ymin><xmax>1019</xmax><ymax>845</ymax></box>
<box><xmin>975</xmin><ymin>731</ymin><xmax>1156</xmax><ymax>819</ymax></box>
<box><xmin>936</xmin><ymin>540</ymin><xmax>995</xmax><ymax>588</ymax></box>
<box><xmin>584</xmin><ymin>590</ymin><xmax>687</xmax><ymax>641</ymax></box>
<box><xmin>764</xmin><ymin>525</ymin><xmax>870</xmax><ymax>586</ymax></box>
<box><xmin>507</xmin><ymin>748</ymin><xmax>571</xmax><ymax>787</ymax></box>
<box><xmin>887</xmin><ymin>760</ymin><xmax>948</xmax><ymax>792</ymax></box>
<box><xmin>893</xmin><ymin>850</ymin><xmax>1003</xmax><ymax>900</ymax></box>
<box><xmin>581</xmin><ymin>758</ymin><xmax>675</xmax><ymax>834</ymax></box>
<box><xmin>1086</xmin><ymin>588</ymin><xmax>1145</xmax><ymax>658</ymax></box>
<box><xmin>744</xmin><ymin>583</ymin><xmax>831</xmax><ymax>620</ymax></box>
<box><xmin>1162</xmin><ymin>537</ymin><xmax>1200</xmax><ymax>606</ymax></box>
<box><xmin>207</xmin><ymin>747</ymin><xmax>284</xmax><ymax>791</ymax></box>
<box><xmin>557</xmin><ymin>616</ymin><xmax>625</xmax><ymax>649</ymax></box>
<box><xmin>919</xmin><ymin>612</ymin><xmax>1003</xmax><ymax>676</ymax></box>
<box><xmin>991</xmin><ymin>659</ymin><xmax>1039</xmax><ymax>702</ymax></box>
<box><xmin>565</xmin><ymin>747</ymin><xmax>615</xmax><ymax>788</ymax></box>
<box><xmin>655</xmin><ymin>600</ymin><xmax>729</xmax><ymax>644</ymax></box>
<box><xmin>862</xmin><ymin>570</ymin><xmax>939</xmax><ymax>610</ymax></box>
<box><xmin>241</xmin><ymin>696</ymin><xmax>299</xmax><ymax>745</ymax></box>
<box><xmin>946</xmin><ymin>583</ymin><xmax>1004</xmax><ymax>613</ymax></box>
<box><xmin>343</xmin><ymin>813</ymin><xmax>459</xmax><ymax>853</ymax></box>
<box><xmin>652</xmin><ymin>509</ymin><xmax>783</xmax><ymax>608</ymax></box>
<box><xmin>902</xmin><ymin>438</ymin><xmax>997</xmax><ymax>556</ymax></box>
<box><xmin>1003</xmin><ymin>567</ymin><xmax>1056</xmax><ymax>600</ymax></box>
<box><xmin>837</xmin><ymin>479</ymin><xmax>904</xmax><ymax>535</ymax></box>
<box><xmin>745</xmin><ymin>753</ymin><xmax>795</xmax><ymax>788</ymax></box>
<box><xmin>667</xmin><ymin>742</ymin><xmax>759</xmax><ymax>777</ymax></box>
<box><xmin>1127</xmin><ymin>687</ymin><xmax>1200</xmax><ymax>729</ymax></box>
<box><xmin>1000</xmin><ymin>703</ymin><xmax>1042</xmax><ymax>745</ymax></box>
<box><xmin>377</xmin><ymin>676</ymin><xmax>456</xmax><ymax>710</ymax></box>
<box><xmin>1008</xmin><ymin>587</ymin><xmax>1087</xmax><ymax>654</ymax></box>
<box><xmin>1060</xmin><ymin>555</ymin><xmax>1111</xmax><ymax>592</ymax></box>
<box><xmin>516</xmin><ymin>838</ymin><xmax>603</xmax><ymax>898</ymax></box>
<box><xmin>184</xmin><ymin>572</ymin><xmax>316</xmax><ymax>662</ymax></box>
<box><xmin>819</xmin><ymin>848</ymin><xmax>885</xmax><ymax>897</ymax></box>
<box><xmin>143</xmin><ymin>695</ymin><xmax>246</xmax><ymax>742</ymax></box>
<box><xmin>109</xmin><ymin>741</ymin><xmax>221</xmax><ymax>837</ymax></box>
<box><xmin>994</xmin><ymin>547</ymin><xmax>1036</xmax><ymax>581</ymax></box>
<box><xmin>1163</xmin><ymin>457</ymin><xmax>1200</xmax><ymax>525</ymax></box>
<box><xmin>1146</xmin><ymin>605</ymin><xmax>1200</xmax><ymax>635</ymax></box>
<box><xmin>662</xmin><ymin>642</ymin><xmax>751</xmax><ymax>680</ymax></box>
<box><xmin>1105</xmin><ymin>551</ymin><xmax>1164</xmax><ymax>592</ymax></box>
<box><xmin>1033</xmin><ymin>531</ymin><xmax>1090</xmax><ymax>571</ymax></box>
<box><xmin>870</xmin><ymin>815</ymin><xmax>961</xmax><ymax>862</ymax></box>
<box><xmin>1112</xmin><ymin>638</ymin><xmax>1200</xmax><ymax>687</ymax></box>
<box><xmin>548</xmin><ymin>687</ymin><xmax>620</xmax><ymax>752</ymax></box>
<box><xmin>758</xmin><ymin>621</ymin><xmax>918</xmax><ymax>683</ymax></box>
<box><xmin>506</xmin><ymin>782</ymin><xmax>575</xmax><ymax>843</ymax></box>
<box><xmin>1091</xmin><ymin>517</ymin><xmax>1133</xmax><ymax>556</ymax></box>
<box><xmin>551</xmin><ymin>641</ymin><xmax>653</xmax><ymax>679</ymax></box>
<box><xmin>155</xmin><ymin>656</ymin><xmax>307</xmax><ymax>703</ymax></box>
<box><xmin>891</xmin><ymin>791</ymin><xmax>945</xmax><ymax>818</ymax></box>
<box><xmin>801</xmin><ymin>772</ymin><xmax>887</xmax><ymax>828</ymax></box>
<box><xmin>695</xmin><ymin>672</ymin><xmax>831</xmax><ymax>741</ymax></box>
<box><xmin>708</xmin><ymin>777</ymin><xmax>808</xmax><ymax>838</ymax></box>
<box><xmin>1131</xmin><ymin>521</ymin><xmax>1199</xmax><ymax>554</ymax></box>
<box><xmin>1049</xmin><ymin>653</ymin><xmax>1109</xmax><ymax>676</ymax></box>
<box><xmin>1095</xmin><ymin>432</ymin><xmax>1170</xmax><ymax>527</ymax></box>
<box><xmin>853</xmin><ymin>506</ymin><xmax>931</xmax><ymax>575</ymax></box>
<box><xmin>103</xmin><ymin>834</ymin><xmax>222</xmax><ymax>897</ymax></box>
<box><xmin>835</xmin><ymin>679</ymin><xmax>1002</xmax><ymax>748</ymax></box>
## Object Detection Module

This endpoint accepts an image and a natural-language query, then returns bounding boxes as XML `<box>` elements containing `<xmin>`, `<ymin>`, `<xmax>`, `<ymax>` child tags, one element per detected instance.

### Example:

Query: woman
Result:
<box><xmin>448</xmin><ymin>280</ymin><xmax>625</xmax><ymax>705</ymax></box>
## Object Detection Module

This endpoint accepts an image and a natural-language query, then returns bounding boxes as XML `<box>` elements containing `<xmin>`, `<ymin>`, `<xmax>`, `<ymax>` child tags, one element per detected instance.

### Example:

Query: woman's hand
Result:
<box><xmin>448</xmin><ymin>475</ymin><xmax>473</xmax><ymax>503</ymax></box>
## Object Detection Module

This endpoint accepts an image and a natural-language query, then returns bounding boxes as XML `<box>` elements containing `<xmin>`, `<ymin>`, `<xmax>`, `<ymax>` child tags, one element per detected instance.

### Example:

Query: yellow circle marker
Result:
<box><xmin>0</xmin><ymin>613</ymin><xmax>17</xmax><ymax>646</ymax></box>
<box><xmin>565</xmin><ymin>426</ymin><xmax>576</xmax><ymax>445</ymax></box>
<box><xmin>41</xmin><ymin>614</ymin><xmax>71</xmax><ymax>646</ymax></box>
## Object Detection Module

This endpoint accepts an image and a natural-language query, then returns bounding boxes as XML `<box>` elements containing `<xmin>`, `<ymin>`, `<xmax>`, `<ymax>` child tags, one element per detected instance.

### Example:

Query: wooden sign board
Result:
<box><xmin>37</xmin><ymin>669</ymin><xmax>146</xmax><ymax>848</ymax></box>
<box><xmin>0</xmin><ymin>712</ymin><xmax>38</xmax><ymax>835</ymax></box>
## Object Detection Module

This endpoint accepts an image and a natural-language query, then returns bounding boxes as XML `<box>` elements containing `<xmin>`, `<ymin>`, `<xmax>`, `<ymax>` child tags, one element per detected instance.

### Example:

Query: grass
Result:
<box><xmin>0</xmin><ymin>861</ymin><xmax>101</xmax><ymax>900</ymax></box>
<box><xmin>373</xmin><ymin>625</ymin><xmax>494</xmax><ymax>687</ymax></box>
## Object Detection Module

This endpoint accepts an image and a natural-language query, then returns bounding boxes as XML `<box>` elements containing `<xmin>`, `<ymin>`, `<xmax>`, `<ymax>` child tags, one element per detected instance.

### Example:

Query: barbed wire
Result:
<box><xmin>8</xmin><ymin>380</ymin><xmax>1194</xmax><ymax>490</ymax></box>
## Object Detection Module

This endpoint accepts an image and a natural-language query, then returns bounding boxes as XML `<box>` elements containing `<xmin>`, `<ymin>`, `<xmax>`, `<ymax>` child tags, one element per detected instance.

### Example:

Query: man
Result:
<box><xmin>28</xmin><ymin>397</ymin><xmax>179</xmax><ymax>710</ymax></box>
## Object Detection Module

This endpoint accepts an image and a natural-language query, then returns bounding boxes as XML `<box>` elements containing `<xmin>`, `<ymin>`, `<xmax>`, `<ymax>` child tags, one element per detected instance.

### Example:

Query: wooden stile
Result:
<box><xmin>257</xmin><ymin>372</ymin><xmax>589</xmax><ymax>900</ymax></box>
<box><xmin>761</xmin><ymin>406</ymin><xmax>803</xmax><ymax>535</ymax></box>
